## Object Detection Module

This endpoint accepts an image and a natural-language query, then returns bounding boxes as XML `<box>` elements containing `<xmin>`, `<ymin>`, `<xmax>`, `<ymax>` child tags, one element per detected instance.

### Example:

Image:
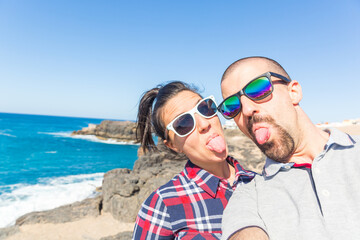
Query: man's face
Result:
<box><xmin>221</xmin><ymin>60</ymin><xmax>299</xmax><ymax>163</ymax></box>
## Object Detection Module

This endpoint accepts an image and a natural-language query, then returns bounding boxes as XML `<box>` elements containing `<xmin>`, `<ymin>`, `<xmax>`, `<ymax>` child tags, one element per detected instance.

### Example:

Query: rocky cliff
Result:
<box><xmin>72</xmin><ymin>120</ymin><xmax>137</xmax><ymax>143</ymax></box>
<box><xmin>0</xmin><ymin>121</ymin><xmax>265</xmax><ymax>240</ymax></box>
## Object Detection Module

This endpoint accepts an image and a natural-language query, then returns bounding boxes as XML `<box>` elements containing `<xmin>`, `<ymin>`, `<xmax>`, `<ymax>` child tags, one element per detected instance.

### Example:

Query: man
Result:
<box><xmin>218</xmin><ymin>56</ymin><xmax>360</xmax><ymax>240</ymax></box>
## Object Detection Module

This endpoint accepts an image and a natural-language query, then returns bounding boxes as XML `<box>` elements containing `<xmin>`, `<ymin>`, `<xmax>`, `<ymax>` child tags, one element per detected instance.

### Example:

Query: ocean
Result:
<box><xmin>0</xmin><ymin>112</ymin><xmax>139</xmax><ymax>228</ymax></box>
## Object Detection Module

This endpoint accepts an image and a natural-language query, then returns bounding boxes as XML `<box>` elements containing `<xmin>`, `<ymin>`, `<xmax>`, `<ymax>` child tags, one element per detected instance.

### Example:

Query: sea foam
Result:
<box><xmin>0</xmin><ymin>173</ymin><xmax>103</xmax><ymax>228</ymax></box>
<box><xmin>0</xmin><ymin>130</ymin><xmax>16</xmax><ymax>138</ymax></box>
<box><xmin>39</xmin><ymin>131</ymin><xmax>139</xmax><ymax>145</ymax></box>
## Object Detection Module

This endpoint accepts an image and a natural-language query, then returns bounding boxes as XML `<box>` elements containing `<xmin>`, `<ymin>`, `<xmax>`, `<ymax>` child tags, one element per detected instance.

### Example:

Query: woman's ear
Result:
<box><xmin>288</xmin><ymin>80</ymin><xmax>302</xmax><ymax>105</ymax></box>
<box><xmin>164</xmin><ymin>139</ymin><xmax>181</xmax><ymax>153</ymax></box>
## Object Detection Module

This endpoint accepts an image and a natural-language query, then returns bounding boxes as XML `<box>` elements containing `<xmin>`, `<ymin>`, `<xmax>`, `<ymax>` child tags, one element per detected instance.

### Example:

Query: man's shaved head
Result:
<box><xmin>220</xmin><ymin>56</ymin><xmax>298</xmax><ymax>163</ymax></box>
<box><xmin>221</xmin><ymin>56</ymin><xmax>291</xmax><ymax>83</ymax></box>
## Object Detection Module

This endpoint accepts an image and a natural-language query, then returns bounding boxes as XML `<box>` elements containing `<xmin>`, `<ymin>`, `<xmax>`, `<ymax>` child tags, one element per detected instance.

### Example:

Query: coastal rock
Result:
<box><xmin>15</xmin><ymin>195</ymin><xmax>102</xmax><ymax>226</ymax></box>
<box><xmin>72</xmin><ymin>120</ymin><xmax>136</xmax><ymax>143</ymax></box>
<box><xmin>0</xmin><ymin>226</ymin><xmax>19</xmax><ymax>240</ymax></box>
<box><xmin>102</xmin><ymin>168</ymin><xmax>141</xmax><ymax>222</ymax></box>
<box><xmin>102</xmin><ymin>141</ymin><xmax>187</xmax><ymax>222</ymax></box>
<box><xmin>100</xmin><ymin>231</ymin><xmax>133</xmax><ymax>240</ymax></box>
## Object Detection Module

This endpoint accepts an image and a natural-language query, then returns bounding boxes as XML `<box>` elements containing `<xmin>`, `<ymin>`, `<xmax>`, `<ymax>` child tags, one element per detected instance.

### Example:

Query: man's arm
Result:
<box><xmin>229</xmin><ymin>227</ymin><xmax>269</xmax><ymax>240</ymax></box>
<box><xmin>222</xmin><ymin>179</ymin><xmax>267</xmax><ymax>240</ymax></box>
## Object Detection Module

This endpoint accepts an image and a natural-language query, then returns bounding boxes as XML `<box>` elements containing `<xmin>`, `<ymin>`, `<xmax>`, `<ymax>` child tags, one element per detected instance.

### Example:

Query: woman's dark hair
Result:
<box><xmin>136</xmin><ymin>81</ymin><xmax>199</xmax><ymax>153</ymax></box>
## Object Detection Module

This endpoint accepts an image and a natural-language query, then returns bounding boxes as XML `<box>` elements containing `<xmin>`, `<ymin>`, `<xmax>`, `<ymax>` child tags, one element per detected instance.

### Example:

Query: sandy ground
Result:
<box><xmin>6</xmin><ymin>213</ymin><xmax>134</xmax><ymax>240</ymax></box>
<box><xmin>334</xmin><ymin>124</ymin><xmax>360</xmax><ymax>135</ymax></box>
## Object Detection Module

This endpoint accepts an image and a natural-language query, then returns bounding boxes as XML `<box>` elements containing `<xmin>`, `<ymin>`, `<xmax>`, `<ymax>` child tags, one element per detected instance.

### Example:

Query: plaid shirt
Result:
<box><xmin>133</xmin><ymin>156</ymin><xmax>255</xmax><ymax>240</ymax></box>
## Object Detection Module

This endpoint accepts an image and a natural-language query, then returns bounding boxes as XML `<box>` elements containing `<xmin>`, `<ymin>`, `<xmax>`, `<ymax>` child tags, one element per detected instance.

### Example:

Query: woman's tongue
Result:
<box><xmin>206</xmin><ymin>136</ymin><xmax>226</xmax><ymax>153</ymax></box>
<box><xmin>254</xmin><ymin>128</ymin><xmax>270</xmax><ymax>145</ymax></box>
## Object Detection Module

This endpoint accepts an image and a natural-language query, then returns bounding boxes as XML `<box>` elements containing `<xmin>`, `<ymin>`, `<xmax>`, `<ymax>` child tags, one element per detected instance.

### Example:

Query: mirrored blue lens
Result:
<box><xmin>245</xmin><ymin>77</ymin><xmax>272</xmax><ymax>99</ymax></box>
<box><xmin>220</xmin><ymin>95</ymin><xmax>241</xmax><ymax>119</ymax></box>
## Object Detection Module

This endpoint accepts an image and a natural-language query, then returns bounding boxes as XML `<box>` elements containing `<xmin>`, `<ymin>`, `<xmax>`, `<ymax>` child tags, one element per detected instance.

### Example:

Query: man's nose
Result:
<box><xmin>241</xmin><ymin>96</ymin><xmax>259</xmax><ymax>117</ymax></box>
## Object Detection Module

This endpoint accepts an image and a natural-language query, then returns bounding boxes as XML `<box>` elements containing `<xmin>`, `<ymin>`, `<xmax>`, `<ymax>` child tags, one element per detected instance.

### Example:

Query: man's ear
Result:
<box><xmin>164</xmin><ymin>139</ymin><xmax>181</xmax><ymax>153</ymax></box>
<box><xmin>288</xmin><ymin>80</ymin><xmax>302</xmax><ymax>105</ymax></box>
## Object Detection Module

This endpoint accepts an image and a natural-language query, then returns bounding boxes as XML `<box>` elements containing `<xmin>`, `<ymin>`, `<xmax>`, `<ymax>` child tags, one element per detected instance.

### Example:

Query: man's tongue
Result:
<box><xmin>206</xmin><ymin>136</ymin><xmax>226</xmax><ymax>153</ymax></box>
<box><xmin>254</xmin><ymin>128</ymin><xmax>270</xmax><ymax>145</ymax></box>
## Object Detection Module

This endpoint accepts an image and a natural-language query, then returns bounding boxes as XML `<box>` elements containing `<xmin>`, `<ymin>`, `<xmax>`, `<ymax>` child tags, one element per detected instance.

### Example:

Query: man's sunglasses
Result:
<box><xmin>218</xmin><ymin>72</ymin><xmax>291</xmax><ymax>119</ymax></box>
<box><xmin>166</xmin><ymin>95</ymin><xmax>218</xmax><ymax>138</ymax></box>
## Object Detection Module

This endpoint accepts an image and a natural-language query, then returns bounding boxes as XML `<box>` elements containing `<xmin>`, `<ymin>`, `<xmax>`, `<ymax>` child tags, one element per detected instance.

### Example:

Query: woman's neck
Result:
<box><xmin>205</xmin><ymin>160</ymin><xmax>235</xmax><ymax>183</ymax></box>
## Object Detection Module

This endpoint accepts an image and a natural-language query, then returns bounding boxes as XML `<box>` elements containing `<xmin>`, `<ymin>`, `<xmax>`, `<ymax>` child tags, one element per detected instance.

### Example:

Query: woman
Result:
<box><xmin>133</xmin><ymin>81</ymin><xmax>254</xmax><ymax>239</ymax></box>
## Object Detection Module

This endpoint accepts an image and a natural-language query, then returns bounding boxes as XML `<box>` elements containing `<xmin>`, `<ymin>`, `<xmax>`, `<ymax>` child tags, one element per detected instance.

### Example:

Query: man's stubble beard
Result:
<box><xmin>247</xmin><ymin>115</ymin><xmax>295</xmax><ymax>163</ymax></box>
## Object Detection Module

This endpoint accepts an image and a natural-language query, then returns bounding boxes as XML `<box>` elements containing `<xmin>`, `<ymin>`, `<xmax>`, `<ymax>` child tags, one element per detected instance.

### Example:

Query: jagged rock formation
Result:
<box><xmin>72</xmin><ymin>120</ymin><xmax>137</xmax><ymax>143</ymax></box>
<box><xmin>15</xmin><ymin>196</ymin><xmax>103</xmax><ymax>226</ymax></box>
<box><xmin>100</xmin><ymin>231</ymin><xmax>133</xmax><ymax>240</ymax></box>
<box><xmin>102</xmin><ymin>141</ymin><xmax>187</xmax><ymax>222</ymax></box>
<box><xmin>0</xmin><ymin>226</ymin><xmax>19</xmax><ymax>240</ymax></box>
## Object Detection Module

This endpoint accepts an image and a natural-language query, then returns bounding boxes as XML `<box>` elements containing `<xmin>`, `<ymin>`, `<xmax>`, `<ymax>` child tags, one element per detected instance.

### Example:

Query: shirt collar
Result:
<box><xmin>227</xmin><ymin>155</ymin><xmax>256</xmax><ymax>185</ymax></box>
<box><xmin>184</xmin><ymin>156</ymin><xmax>253</xmax><ymax>198</ymax></box>
<box><xmin>323</xmin><ymin>127</ymin><xmax>355</xmax><ymax>150</ymax></box>
<box><xmin>262</xmin><ymin>158</ymin><xmax>289</xmax><ymax>177</ymax></box>
<box><xmin>263</xmin><ymin>128</ymin><xmax>356</xmax><ymax>178</ymax></box>
<box><xmin>184</xmin><ymin>160</ymin><xmax>219</xmax><ymax>198</ymax></box>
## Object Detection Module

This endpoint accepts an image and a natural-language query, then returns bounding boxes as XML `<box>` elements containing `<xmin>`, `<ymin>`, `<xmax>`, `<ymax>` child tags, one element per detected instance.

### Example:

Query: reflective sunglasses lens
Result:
<box><xmin>198</xmin><ymin>99</ymin><xmax>217</xmax><ymax>117</ymax></box>
<box><xmin>220</xmin><ymin>95</ymin><xmax>241</xmax><ymax>119</ymax></box>
<box><xmin>173</xmin><ymin>113</ymin><xmax>194</xmax><ymax>136</ymax></box>
<box><xmin>244</xmin><ymin>77</ymin><xmax>272</xmax><ymax>100</ymax></box>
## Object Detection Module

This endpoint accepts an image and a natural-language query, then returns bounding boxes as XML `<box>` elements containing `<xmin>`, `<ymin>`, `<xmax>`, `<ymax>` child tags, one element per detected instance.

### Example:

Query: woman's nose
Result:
<box><xmin>195</xmin><ymin>114</ymin><xmax>211</xmax><ymax>133</ymax></box>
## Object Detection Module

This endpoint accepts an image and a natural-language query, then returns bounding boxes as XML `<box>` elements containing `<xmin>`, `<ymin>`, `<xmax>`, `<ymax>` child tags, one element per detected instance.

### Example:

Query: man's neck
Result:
<box><xmin>289</xmin><ymin>113</ymin><xmax>330</xmax><ymax>164</ymax></box>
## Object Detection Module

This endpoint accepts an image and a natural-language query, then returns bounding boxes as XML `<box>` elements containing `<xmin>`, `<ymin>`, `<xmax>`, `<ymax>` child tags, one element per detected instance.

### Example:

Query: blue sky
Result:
<box><xmin>0</xmin><ymin>0</ymin><xmax>359</xmax><ymax>124</ymax></box>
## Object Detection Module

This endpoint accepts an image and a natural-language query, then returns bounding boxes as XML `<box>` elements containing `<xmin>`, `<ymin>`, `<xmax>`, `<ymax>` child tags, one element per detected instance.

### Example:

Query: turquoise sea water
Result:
<box><xmin>0</xmin><ymin>112</ymin><xmax>139</xmax><ymax>227</ymax></box>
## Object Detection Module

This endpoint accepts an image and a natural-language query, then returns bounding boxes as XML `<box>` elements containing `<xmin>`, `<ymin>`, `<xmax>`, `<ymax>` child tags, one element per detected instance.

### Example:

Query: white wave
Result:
<box><xmin>0</xmin><ymin>130</ymin><xmax>16</xmax><ymax>138</ymax></box>
<box><xmin>38</xmin><ymin>131</ymin><xmax>139</xmax><ymax>145</ymax></box>
<box><xmin>45</xmin><ymin>151</ymin><xmax>57</xmax><ymax>154</ymax></box>
<box><xmin>38</xmin><ymin>131</ymin><xmax>72</xmax><ymax>138</ymax></box>
<box><xmin>0</xmin><ymin>173</ymin><xmax>104</xmax><ymax>228</ymax></box>
<box><xmin>71</xmin><ymin>134</ymin><xmax>139</xmax><ymax>145</ymax></box>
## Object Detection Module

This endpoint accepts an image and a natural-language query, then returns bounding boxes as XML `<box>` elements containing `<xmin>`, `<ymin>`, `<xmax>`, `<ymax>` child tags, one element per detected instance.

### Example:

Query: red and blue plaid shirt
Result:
<box><xmin>133</xmin><ymin>156</ymin><xmax>255</xmax><ymax>239</ymax></box>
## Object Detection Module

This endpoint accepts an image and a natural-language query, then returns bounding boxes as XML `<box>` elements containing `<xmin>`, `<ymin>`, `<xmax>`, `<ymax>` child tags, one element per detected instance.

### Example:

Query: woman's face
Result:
<box><xmin>162</xmin><ymin>91</ymin><xmax>228</xmax><ymax>168</ymax></box>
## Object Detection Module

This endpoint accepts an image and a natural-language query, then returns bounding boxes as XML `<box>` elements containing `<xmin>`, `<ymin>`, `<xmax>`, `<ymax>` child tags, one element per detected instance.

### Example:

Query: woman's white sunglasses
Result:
<box><xmin>165</xmin><ymin>95</ymin><xmax>218</xmax><ymax>138</ymax></box>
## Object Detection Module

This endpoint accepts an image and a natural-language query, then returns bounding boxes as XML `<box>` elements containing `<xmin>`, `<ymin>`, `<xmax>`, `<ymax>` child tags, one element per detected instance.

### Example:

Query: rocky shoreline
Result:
<box><xmin>0</xmin><ymin>120</ymin><xmax>266</xmax><ymax>240</ymax></box>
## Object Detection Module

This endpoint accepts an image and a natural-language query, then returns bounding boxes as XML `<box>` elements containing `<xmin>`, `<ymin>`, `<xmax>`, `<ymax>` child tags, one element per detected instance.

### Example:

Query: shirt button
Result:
<box><xmin>322</xmin><ymin>190</ymin><xmax>330</xmax><ymax>197</ymax></box>
<box><xmin>284</xmin><ymin>165</ymin><xmax>291</xmax><ymax>170</ymax></box>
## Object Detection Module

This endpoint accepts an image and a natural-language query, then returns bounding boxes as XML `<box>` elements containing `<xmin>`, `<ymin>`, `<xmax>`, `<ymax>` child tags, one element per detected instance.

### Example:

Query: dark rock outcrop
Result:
<box><xmin>0</xmin><ymin>226</ymin><xmax>19</xmax><ymax>240</ymax></box>
<box><xmin>100</xmin><ymin>231</ymin><xmax>133</xmax><ymax>240</ymax></box>
<box><xmin>15</xmin><ymin>195</ymin><xmax>103</xmax><ymax>226</ymax></box>
<box><xmin>72</xmin><ymin>120</ymin><xmax>137</xmax><ymax>143</ymax></box>
<box><xmin>102</xmin><ymin>141</ymin><xmax>187</xmax><ymax>222</ymax></box>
